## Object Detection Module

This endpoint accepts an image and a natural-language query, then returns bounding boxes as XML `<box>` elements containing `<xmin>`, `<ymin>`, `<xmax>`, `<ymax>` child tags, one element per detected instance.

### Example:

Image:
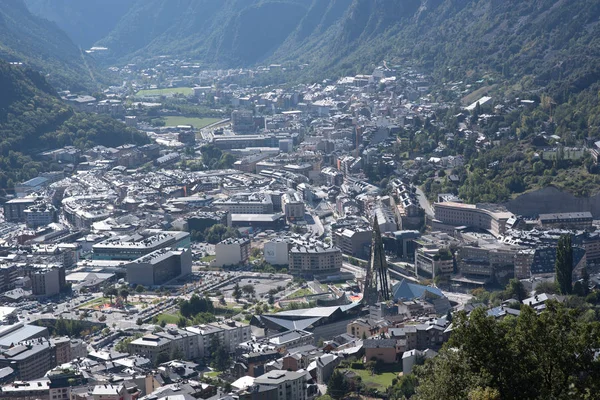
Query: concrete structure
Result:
<box><xmin>363</xmin><ymin>338</ymin><xmax>400</xmax><ymax>363</ymax></box>
<box><xmin>0</xmin><ymin>339</ymin><xmax>56</xmax><ymax>380</ymax></box>
<box><xmin>29</xmin><ymin>266</ymin><xmax>64</xmax><ymax>297</ymax></box>
<box><xmin>333</xmin><ymin>228</ymin><xmax>372</xmax><ymax>259</ymax></box>
<box><xmin>538</xmin><ymin>212</ymin><xmax>593</xmax><ymax>230</ymax></box>
<box><xmin>3</xmin><ymin>198</ymin><xmax>37</xmax><ymax>222</ymax></box>
<box><xmin>186</xmin><ymin>320</ymin><xmax>251</xmax><ymax>358</ymax></box>
<box><xmin>232</xmin><ymin>110</ymin><xmax>256</xmax><ymax>134</ymax></box>
<box><xmin>433</xmin><ymin>202</ymin><xmax>514</xmax><ymax>237</ymax></box>
<box><xmin>253</xmin><ymin>370</ymin><xmax>306</xmax><ymax>400</ymax></box>
<box><xmin>214</xmin><ymin>193</ymin><xmax>274</xmax><ymax>214</ymax></box>
<box><xmin>24</xmin><ymin>202</ymin><xmax>56</xmax><ymax>228</ymax></box>
<box><xmin>264</xmin><ymin>239</ymin><xmax>290</xmax><ymax>266</ymax></box>
<box><xmin>92</xmin><ymin>231</ymin><xmax>190</xmax><ymax>261</ymax></box>
<box><xmin>214</xmin><ymin>238</ymin><xmax>251</xmax><ymax>267</ymax></box>
<box><xmin>281</xmin><ymin>192</ymin><xmax>305</xmax><ymax>221</ymax></box>
<box><xmin>288</xmin><ymin>242</ymin><xmax>342</xmax><ymax>277</ymax></box>
<box><xmin>126</xmin><ymin>248</ymin><xmax>192</xmax><ymax>286</ymax></box>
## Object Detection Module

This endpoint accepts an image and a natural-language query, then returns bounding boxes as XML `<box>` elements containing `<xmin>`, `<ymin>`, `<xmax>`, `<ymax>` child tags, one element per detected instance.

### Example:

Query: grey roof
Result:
<box><xmin>363</xmin><ymin>338</ymin><xmax>397</xmax><ymax>349</ymax></box>
<box><xmin>0</xmin><ymin>324</ymin><xmax>47</xmax><ymax>349</ymax></box>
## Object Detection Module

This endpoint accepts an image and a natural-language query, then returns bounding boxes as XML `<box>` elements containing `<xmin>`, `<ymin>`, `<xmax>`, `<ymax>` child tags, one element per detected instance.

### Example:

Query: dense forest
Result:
<box><xmin>0</xmin><ymin>0</ymin><xmax>102</xmax><ymax>91</ymax></box>
<box><xmin>0</xmin><ymin>60</ymin><xmax>147</xmax><ymax>188</ymax></box>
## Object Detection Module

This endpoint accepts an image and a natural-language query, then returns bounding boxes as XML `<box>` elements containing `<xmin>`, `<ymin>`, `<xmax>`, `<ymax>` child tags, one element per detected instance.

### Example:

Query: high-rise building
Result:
<box><xmin>363</xmin><ymin>217</ymin><xmax>390</xmax><ymax>306</ymax></box>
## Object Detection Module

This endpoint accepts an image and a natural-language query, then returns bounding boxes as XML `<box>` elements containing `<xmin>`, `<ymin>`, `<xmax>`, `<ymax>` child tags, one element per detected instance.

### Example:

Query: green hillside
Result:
<box><xmin>0</xmin><ymin>0</ymin><xmax>99</xmax><ymax>91</ymax></box>
<box><xmin>24</xmin><ymin>0</ymin><xmax>136</xmax><ymax>48</ymax></box>
<box><xmin>0</xmin><ymin>60</ymin><xmax>147</xmax><ymax>188</ymax></box>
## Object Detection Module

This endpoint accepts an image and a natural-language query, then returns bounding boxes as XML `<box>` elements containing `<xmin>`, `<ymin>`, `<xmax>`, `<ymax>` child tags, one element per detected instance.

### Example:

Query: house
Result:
<box><xmin>363</xmin><ymin>338</ymin><xmax>400</xmax><ymax>363</ymax></box>
<box><xmin>402</xmin><ymin>349</ymin><xmax>437</xmax><ymax>374</ymax></box>
<box><xmin>315</xmin><ymin>354</ymin><xmax>340</xmax><ymax>384</ymax></box>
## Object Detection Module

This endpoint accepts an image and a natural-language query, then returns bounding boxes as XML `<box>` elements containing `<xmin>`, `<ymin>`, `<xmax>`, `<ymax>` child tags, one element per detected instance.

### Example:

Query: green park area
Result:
<box><xmin>341</xmin><ymin>366</ymin><xmax>402</xmax><ymax>390</ymax></box>
<box><xmin>136</xmin><ymin>87</ymin><xmax>193</xmax><ymax>96</ymax></box>
<box><xmin>162</xmin><ymin>116</ymin><xmax>220</xmax><ymax>128</ymax></box>
<box><xmin>288</xmin><ymin>288</ymin><xmax>313</xmax><ymax>299</ymax></box>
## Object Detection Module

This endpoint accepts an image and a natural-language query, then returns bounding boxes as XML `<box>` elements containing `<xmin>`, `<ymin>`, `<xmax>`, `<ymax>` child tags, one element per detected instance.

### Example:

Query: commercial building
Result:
<box><xmin>126</xmin><ymin>247</ymin><xmax>192</xmax><ymax>286</ymax></box>
<box><xmin>14</xmin><ymin>177</ymin><xmax>49</xmax><ymax>198</ymax></box>
<box><xmin>288</xmin><ymin>242</ymin><xmax>342</xmax><ymax>277</ymax></box>
<box><xmin>214</xmin><ymin>193</ymin><xmax>274</xmax><ymax>214</ymax></box>
<box><xmin>457</xmin><ymin>241</ymin><xmax>519</xmax><ymax>280</ymax></box>
<box><xmin>433</xmin><ymin>202</ymin><xmax>514</xmax><ymax>237</ymax></box>
<box><xmin>3</xmin><ymin>197</ymin><xmax>37</xmax><ymax>222</ymax></box>
<box><xmin>232</xmin><ymin>110</ymin><xmax>256</xmax><ymax>134</ymax></box>
<box><xmin>92</xmin><ymin>231</ymin><xmax>190</xmax><ymax>261</ymax></box>
<box><xmin>214</xmin><ymin>238</ymin><xmax>251</xmax><ymax>267</ymax></box>
<box><xmin>227</xmin><ymin>213</ymin><xmax>286</xmax><ymax>231</ymax></box>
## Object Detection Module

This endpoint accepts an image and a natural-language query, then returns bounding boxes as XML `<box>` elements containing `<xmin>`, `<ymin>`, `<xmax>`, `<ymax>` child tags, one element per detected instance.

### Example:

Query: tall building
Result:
<box><xmin>363</xmin><ymin>217</ymin><xmax>390</xmax><ymax>306</ymax></box>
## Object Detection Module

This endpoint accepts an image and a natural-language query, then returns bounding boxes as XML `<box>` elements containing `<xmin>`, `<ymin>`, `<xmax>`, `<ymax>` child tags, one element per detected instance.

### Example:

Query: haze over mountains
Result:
<box><xmin>17</xmin><ymin>0</ymin><xmax>600</xmax><ymax>91</ymax></box>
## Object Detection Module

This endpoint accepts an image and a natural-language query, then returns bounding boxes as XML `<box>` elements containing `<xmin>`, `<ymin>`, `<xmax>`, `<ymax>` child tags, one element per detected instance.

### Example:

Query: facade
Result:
<box><xmin>264</xmin><ymin>240</ymin><xmax>290</xmax><ymax>266</ymax></box>
<box><xmin>232</xmin><ymin>110</ymin><xmax>256</xmax><ymax>134</ymax></box>
<box><xmin>253</xmin><ymin>370</ymin><xmax>306</xmax><ymax>400</ymax></box>
<box><xmin>126</xmin><ymin>247</ymin><xmax>192</xmax><ymax>286</ymax></box>
<box><xmin>23</xmin><ymin>203</ymin><xmax>56</xmax><ymax>228</ymax></box>
<box><xmin>0</xmin><ymin>340</ymin><xmax>56</xmax><ymax>380</ymax></box>
<box><xmin>363</xmin><ymin>338</ymin><xmax>400</xmax><ymax>363</ymax></box>
<box><xmin>333</xmin><ymin>228</ymin><xmax>372</xmax><ymax>259</ymax></box>
<box><xmin>185</xmin><ymin>320</ymin><xmax>251</xmax><ymax>358</ymax></box>
<box><xmin>214</xmin><ymin>193</ymin><xmax>274</xmax><ymax>214</ymax></box>
<box><xmin>433</xmin><ymin>201</ymin><xmax>514</xmax><ymax>237</ymax></box>
<box><xmin>281</xmin><ymin>192</ymin><xmax>305</xmax><ymax>221</ymax></box>
<box><xmin>92</xmin><ymin>231</ymin><xmax>190</xmax><ymax>261</ymax></box>
<box><xmin>288</xmin><ymin>243</ymin><xmax>342</xmax><ymax>277</ymax></box>
<box><xmin>214</xmin><ymin>238</ymin><xmax>251</xmax><ymax>267</ymax></box>
<box><xmin>538</xmin><ymin>212</ymin><xmax>593</xmax><ymax>230</ymax></box>
<box><xmin>414</xmin><ymin>247</ymin><xmax>453</xmax><ymax>278</ymax></box>
<box><xmin>28</xmin><ymin>266</ymin><xmax>64</xmax><ymax>296</ymax></box>
<box><xmin>3</xmin><ymin>198</ymin><xmax>37</xmax><ymax>222</ymax></box>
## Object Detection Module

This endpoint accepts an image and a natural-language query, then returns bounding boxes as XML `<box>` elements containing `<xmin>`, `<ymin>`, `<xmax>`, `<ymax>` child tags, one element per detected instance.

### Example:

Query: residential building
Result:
<box><xmin>333</xmin><ymin>228</ymin><xmax>372</xmax><ymax>259</ymax></box>
<box><xmin>23</xmin><ymin>202</ymin><xmax>57</xmax><ymax>228</ymax></box>
<box><xmin>214</xmin><ymin>238</ymin><xmax>251</xmax><ymax>267</ymax></box>
<box><xmin>0</xmin><ymin>339</ymin><xmax>56</xmax><ymax>380</ymax></box>
<box><xmin>27</xmin><ymin>266</ymin><xmax>64</xmax><ymax>297</ymax></box>
<box><xmin>363</xmin><ymin>338</ymin><xmax>400</xmax><ymax>363</ymax></box>
<box><xmin>281</xmin><ymin>192</ymin><xmax>305</xmax><ymax>221</ymax></box>
<box><xmin>538</xmin><ymin>212</ymin><xmax>593</xmax><ymax>230</ymax></box>
<box><xmin>253</xmin><ymin>370</ymin><xmax>307</xmax><ymax>400</ymax></box>
<box><xmin>288</xmin><ymin>242</ymin><xmax>342</xmax><ymax>278</ymax></box>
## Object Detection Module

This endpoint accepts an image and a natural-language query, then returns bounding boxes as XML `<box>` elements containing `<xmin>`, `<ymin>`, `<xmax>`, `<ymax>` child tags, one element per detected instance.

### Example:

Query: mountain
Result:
<box><xmin>24</xmin><ymin>0</ymin><xmax>136</xmax><ymax>48</ymax></box>
<box><xmin>94</xmin><ymin>0</ymin><xmax>316</xmax><ymax>66</ymax></box>
<box><xmin>0</xmin><ymin>0</ymin><xmax>98</xmax><ymax>91</ymax></box>
<box><xmin>0</xmin><ymin>59</ymin><xmax>147</xmax><ymax>188</ymax></box>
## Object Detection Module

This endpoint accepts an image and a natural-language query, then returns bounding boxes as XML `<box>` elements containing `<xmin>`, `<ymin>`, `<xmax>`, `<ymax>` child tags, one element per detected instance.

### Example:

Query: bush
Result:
<box><xmin>351</xmin><ymin>361</ymin><xmax>365</xmax><ymax>369</ymax></box>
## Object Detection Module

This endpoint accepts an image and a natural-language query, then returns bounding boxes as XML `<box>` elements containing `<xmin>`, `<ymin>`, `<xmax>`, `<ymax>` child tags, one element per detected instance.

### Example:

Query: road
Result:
<box><xmin>415</xmin><ymin>186</ymin><xmax>434</xmax><ymax>218</ymax></box>
<box><xmin>308</xmin><ymin>281</ymin><xmax>325</xmax><ymax>294</ymax></box>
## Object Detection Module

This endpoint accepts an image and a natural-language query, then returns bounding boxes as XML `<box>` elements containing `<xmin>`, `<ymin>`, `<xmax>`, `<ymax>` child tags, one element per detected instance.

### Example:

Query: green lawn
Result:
<box><xmin>342</xmin><ymin>367</ymin><xmax>402</xmax><ymax>390</ymax></box>
<box><xmin>162</xmin><ymin>116</ymin><xmax>220</xmax><ymax>128</ymax></box>
<box><xmin>204</xmin><ymin>371</ymin><xmax>219</xmax><ymax>378</ymax></box>
<box><xmin>155</xmin><ymin>313</ymin><xmax>181</xmax><ymax>325</ymax></box>
<box><xmin>288</xmin><ymin>288</ymin><xmax>313</xmax><ymax>299</ymax></box>
<box><xmin>78</xmin><ymin>297</ymin><xmax>110</xmax><ymax>309</ymax></box>
<box><xmin>136</xmin><ymin>87</ymin><xmax>193</xmax><ymax>96</ymax></box>
<box><xmin>200</xmin><ymin>255</ymin><xmax>216</xmax><ymax>263</ymax></box>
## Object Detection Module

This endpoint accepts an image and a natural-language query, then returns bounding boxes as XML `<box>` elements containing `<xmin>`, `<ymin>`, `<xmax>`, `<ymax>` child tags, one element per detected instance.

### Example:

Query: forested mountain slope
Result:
<box><xmin>0</xmin><ymin>60</ymin><xmax>147</xmax><ymax>188</ymax></box>
<box><xmin>0</xmin><ymin>0</ymin><xmax>100</xmax><ymax>91</ymax></box>
<box><xmin>24</xmin><ymin>0</ymin><xmax>136</xmax><ymax>48</ymax></box>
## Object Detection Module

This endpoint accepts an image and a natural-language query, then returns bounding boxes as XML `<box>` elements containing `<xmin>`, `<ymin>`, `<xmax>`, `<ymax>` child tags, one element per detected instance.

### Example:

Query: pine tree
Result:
<box><xmin>327</xmin><ymin>370</ymin><xmax>348</xmax><ymax>400</ymax></box>
<box><xmin>555</xmin><ymin>234</ymin><xmax>573</xmax><ymax>295</ymax></box>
